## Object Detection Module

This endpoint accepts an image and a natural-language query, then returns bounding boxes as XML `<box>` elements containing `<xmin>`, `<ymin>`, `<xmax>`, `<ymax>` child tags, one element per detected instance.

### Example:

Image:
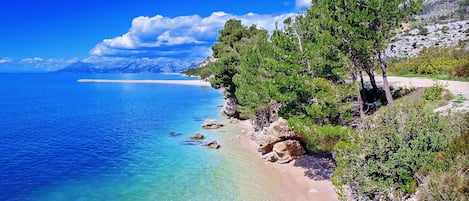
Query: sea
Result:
<box><xmin>0</xmin><ymin>73</ymin><xmax>280</xmax><ymax>201</ymax></box>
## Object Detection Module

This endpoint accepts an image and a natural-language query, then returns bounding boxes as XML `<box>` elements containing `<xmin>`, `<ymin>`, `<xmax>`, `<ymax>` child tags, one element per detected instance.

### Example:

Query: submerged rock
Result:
<box><xmin>190</xmin><ymin>132</ymin><xmax>205</xmax><ymax>140</ymax></box>
<box><xmin>201</xmin><ymin>119</ymin><xmax>224</xmax><ymax>129</ymax></box>
<box><xmin>180</xmin><ymin>140</ymin><xmax>204</xmax><ymax>146</ymax></box>
<box><xmin>204</xmin><ymin>140</ymin><xmax>221</xmax><ymax>149</ymax></box>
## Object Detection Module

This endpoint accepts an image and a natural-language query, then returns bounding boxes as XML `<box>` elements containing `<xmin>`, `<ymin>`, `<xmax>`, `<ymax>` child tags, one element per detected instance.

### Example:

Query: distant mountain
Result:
<box><xmin>57</xmin><ymin>58</ymin><xmax>196</xmax><ymax>73</ymax></box>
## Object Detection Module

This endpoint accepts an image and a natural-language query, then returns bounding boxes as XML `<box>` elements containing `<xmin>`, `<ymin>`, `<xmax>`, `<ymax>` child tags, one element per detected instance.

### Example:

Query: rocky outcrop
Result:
<box><xmin>190</xmin><ymin>132</ymin><xmax>205</xmax><ymax>140</ymax></box>
<box><xmin>201</xmin><ymin>119</ymin><xmax>224</xmax><ymax>129</ymax></box>
<box><xmin>251</xmin><ymin>100</ymin><xmax>283</xmax><ymax>131</ymax></box>
<box><xmin>252</xmin><ymin>117</ymin><xmax>306</xmax><ymax>164</ymax></box>
<box><xmin>221</xmin><ymin>98</ymin><xmax>238</xmax><ymax>117</ymax></box>
<box><xmin>262</xmin><ymin>140</ymin><xmax>305</xmax><ymax>164</ymax></box>
<box><xmin>388</xmin><ymin>20</ymin><xmax>469</xmax><ymax>59</ymax></box>
<box><xmin>204</xmin><ymin>140</ymin><xmax>221</xmax><ymax>149</ymax></box>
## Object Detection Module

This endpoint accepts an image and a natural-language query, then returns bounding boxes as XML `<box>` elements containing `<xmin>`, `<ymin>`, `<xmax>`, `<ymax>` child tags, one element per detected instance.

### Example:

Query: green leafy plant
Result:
<box><xmin>333</xmin><ymin>90</ymin><xmax>469</xmax><ymax>200</ymax></box>
<box><xmin>423</xmin><ymin>83</ymin><xmax>445</xmax><ymax>101</ymax></box>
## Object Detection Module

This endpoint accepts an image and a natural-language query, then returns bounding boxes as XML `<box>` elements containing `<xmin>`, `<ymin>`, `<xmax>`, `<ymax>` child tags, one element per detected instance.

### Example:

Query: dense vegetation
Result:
<box><xmin>333</xmin><ymin>89</ymin><xmax>469</xmax><ymax>199</ymax></box>
<box><xmin>187</xmin><ymin>0</ymin><xmax>469</xmax><ymax>200</ymax></box>
<box><xmin>389</xmin><ymin>47</ymin><xmax>469</xmax><ymax>80</ymax></box>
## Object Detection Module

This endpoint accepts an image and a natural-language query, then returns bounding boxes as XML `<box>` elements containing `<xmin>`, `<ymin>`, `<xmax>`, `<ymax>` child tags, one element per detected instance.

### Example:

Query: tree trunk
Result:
<box><xmin>365</xmin><ymin>69</ymin><xmax>378</xmax><ymax>93</ymax></box>
<box><xmin>359</xmin><ymin>70</ymin><xmax>365</xmax><ymax>90</ymax></box>
<box><xmin>295</xmin><ymin>29</ymin><xmax>313</xmax><ymax>77</ymax></box>
<box><xmin>378</xmin><ymin>50</ymin><xmax>394</xmax><ymax>105</ymax></box>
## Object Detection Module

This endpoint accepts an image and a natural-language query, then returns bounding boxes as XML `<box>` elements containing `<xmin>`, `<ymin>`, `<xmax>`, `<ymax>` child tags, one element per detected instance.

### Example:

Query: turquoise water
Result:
<box><xmin>0</xmin><ymin>73</ymin><xmax>277</xmax><ymax>201</ymax></box>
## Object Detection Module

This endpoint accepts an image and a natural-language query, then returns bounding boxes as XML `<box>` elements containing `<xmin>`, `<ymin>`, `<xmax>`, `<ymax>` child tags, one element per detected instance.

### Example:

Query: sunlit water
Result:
<box><xmin>0</xmin><ymin>73</ymin><xmax>281</xmax><ymax>201</ymax></box>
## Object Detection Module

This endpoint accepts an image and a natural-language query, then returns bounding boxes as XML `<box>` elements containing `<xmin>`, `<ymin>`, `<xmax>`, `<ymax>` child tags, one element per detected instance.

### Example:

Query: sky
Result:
<box><xmin>0</xmin><ymin>0</ymin><xmax>311</xmax><ymax>72</ymax></box>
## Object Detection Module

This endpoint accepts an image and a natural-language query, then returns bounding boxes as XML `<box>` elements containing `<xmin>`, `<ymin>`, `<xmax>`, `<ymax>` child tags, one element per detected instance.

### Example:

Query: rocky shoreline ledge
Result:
<box><xmin>216</xmin><ymin>98</ymin><xmax>339</xmax><ymax>200</ymax></box>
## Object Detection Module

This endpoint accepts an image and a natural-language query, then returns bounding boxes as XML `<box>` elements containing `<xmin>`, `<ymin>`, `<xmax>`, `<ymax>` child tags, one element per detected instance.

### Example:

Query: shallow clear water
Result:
<box><xmin>0</xmin><ymin>73</ymin><xmax>276</xmax><ymax>201</ymax></box>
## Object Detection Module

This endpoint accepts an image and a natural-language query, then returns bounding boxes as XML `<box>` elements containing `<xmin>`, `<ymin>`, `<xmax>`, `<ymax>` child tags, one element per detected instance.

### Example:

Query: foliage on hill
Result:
<box><xmin>332</xmin><ymin>89</ymin><xmax>469</xmax><ymax>200</ymax></box>
<box><xmin>417</xmin><ymin>131</ymin><xmax>469</xmax><ymax>201</ymax></box>
<box><xmin>389</xmin><ymin>47</ymin><xmax>469</xmax><ymax>79</ymax></box>
<box><xmin>204</xmin><ymin>0</ymin><xmax>469</xmax><ymax>200</ymax></box>
<box><xmin>182</xmin><ymin>65</ymin><xmax>212</xmax><ymax>79</ymax></box>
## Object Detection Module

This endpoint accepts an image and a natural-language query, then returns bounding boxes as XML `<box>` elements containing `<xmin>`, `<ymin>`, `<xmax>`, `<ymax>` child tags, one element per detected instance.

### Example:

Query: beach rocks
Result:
<box><xmin>204</xmin><ymin>140</ymin><xmax>221</xmax><ymax>149</ymax></box>
<box><xmin>202</xmin><ymin>119</ymin><xmax>224</xmax><ymax>129</ymax></box>
<box><xmin>262</xmin><ymin>140</ymin><xmax>305</xmax><ymax>164</ymax></box>
<box><xmin>252</xmin><ymin>118</ymin><xmax>306</xmax><ymax>163</ymax></box>
<box><xmin>253</xmin><ymin>117</ymin><xmax>302</xmax><ymax>154</ymax></box>
<box><xmin>190</xmin><ymin>132</ymin><xmax>205</xmax><ymax>140</ymax></box>
<box><xmin>222</xmin><ymin>98</ymin><xmax>238</xmax><ymax>117</ymax></box>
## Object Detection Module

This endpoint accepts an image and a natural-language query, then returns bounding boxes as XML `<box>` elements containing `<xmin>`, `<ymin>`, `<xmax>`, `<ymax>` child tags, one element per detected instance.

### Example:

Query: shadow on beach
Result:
<box><xmin>293</xmin><ymin>152</ymin><xmax>336</xmax><ymax>180</ymax></box>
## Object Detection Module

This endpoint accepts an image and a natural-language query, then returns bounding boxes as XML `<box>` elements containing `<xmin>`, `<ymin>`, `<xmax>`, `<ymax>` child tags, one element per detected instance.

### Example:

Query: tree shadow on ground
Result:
<box><xmin>293</xmin><ymin>152</ymin><xmax>336</xmax><ymax>180</ymax></box>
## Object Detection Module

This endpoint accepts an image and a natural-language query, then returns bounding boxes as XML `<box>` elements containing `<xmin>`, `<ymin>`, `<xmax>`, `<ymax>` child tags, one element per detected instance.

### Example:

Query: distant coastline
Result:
<box><xmin>77</xmin><ymin>79</ymin><xmax>211</xmax><ymax>87</ymax></box>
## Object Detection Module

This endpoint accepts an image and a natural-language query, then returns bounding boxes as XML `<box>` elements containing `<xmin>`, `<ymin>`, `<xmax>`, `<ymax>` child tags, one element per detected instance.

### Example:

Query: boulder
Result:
<box><xmin>202</xmin><ymin>119</ymin><xmax>224</xmax><ymax>129</ymax></box>
<box><xmin>271</xmin><ymin>140</ymin><xmax>304</xmax><ymax>164</ymax></box>
<box><xmin>273</xmin><ymin>142</ymin><xmax>292</xmax><ymax>164</ymax></box>
<box><xmin>222</xmin><ymin>98</ymin><xmax>238</xmax><ymax>117</ymax></box>
<box><xmin>204</xmin><ymin>140</ymin><xmax>221</xmax><ymax>149</ymax></box>
<box><xmin>190</xmin><ymin>132</ymin><xmax>205</xmax><ymax>140</ymax></box>
<box><xmin>262</xmin><ymin>152</ymin><xmax>278</xmax><ymax>162</ymax></box>
<box><xmin>283</xmin><ymin>140</ymin><xmax>305</xmax><ymax>157</ymax></box>
<box><xmin>252</xmin><ymin>117</ymin><xmax>303</xmax><ymax>155</ymax></box>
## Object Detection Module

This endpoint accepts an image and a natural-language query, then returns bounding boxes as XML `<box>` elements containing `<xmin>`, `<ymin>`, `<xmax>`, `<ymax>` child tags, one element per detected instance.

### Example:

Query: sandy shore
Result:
<box><xmin>77</xmin><ymin>79</ymin><xmax>211</xmax><ymax>87</ymax></box>
<box><xmin>219</xmin><ymin>119</ymin><xmax>339</xmax><ymax>201</ymax></box>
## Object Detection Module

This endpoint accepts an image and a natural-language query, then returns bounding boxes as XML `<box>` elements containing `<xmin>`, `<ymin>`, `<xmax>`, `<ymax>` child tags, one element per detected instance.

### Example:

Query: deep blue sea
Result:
<box><xmin>0</xmin><ymin>73</ymin><xmax>279</xmax><ymax>201</ymax></box>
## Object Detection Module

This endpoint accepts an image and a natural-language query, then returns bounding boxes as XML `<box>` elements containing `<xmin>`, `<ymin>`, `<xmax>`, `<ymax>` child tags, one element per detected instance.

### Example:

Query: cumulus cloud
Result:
<box><xmin>296</xmin><ymin>0</ymin><xmax>312</xmax><ymax>8</ymax></box>
<box><xmin>90</xmin><ymin>11</ymin><xmax>295</xmax><ymax>62</ymax></box>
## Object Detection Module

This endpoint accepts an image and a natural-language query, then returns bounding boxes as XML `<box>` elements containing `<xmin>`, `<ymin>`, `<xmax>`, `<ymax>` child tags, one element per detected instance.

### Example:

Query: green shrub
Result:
<box><xmin>417</xmin><ymin>131</ymin><xmax>469</xmax><ymax>201</ymax></box>
<box><xmin>332</xmin><ymin>91</ymin><xmax>469</xmax><ymax>200</ymax></box>
<box><xmin>388</xmin><ymin>47</ymin><xmax>469</xmax><ymax>78</ymax></box>
<box><xmin>289</xmin><ymin>119</ymin><xmax>351</xmax><ymax>152</ymax></box>
<box><xmin>423</xmin><ymin>83</ymin><xmax>445</xmax><ymax>101</ymax></box>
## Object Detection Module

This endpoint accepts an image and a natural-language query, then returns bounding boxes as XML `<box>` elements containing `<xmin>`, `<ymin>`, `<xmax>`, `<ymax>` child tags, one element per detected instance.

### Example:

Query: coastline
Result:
<box><xmin>79</xmin><ymin>77</ymin><xmax>338</xmax><ymax>200</ymax></box>
<box><xmin>217</xmin><ymin>119</ymin><xmax>339</xmax><ymax>201</ymax></box>
<box><xmin>77</xmin><ymin>79</ymin><xmax>211</xmax><ymax>87</ymax></box>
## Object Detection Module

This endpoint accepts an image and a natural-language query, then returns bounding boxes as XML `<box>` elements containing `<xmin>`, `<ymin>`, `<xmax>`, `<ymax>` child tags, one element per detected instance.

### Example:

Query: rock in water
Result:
<box><xmin>190</xmin><ymin>132</ymin><xmax>205</xmax><ymax>140</ymax></box>
<box><xmin>201</xmin><ymin>119</ymin><xmax>224</xmax><ymax>129</ymax></box>
<box><xmin>204</xmin><ymin>140</ymin><xmax>221</xmax><ymax>149</ymax></box>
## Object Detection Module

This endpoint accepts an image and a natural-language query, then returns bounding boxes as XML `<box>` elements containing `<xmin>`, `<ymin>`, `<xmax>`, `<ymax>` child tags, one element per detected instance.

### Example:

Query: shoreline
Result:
<box><xmin>218</xmin><ymin>119</ymin><xmax>339</xmax><ymax>201</ymax></box>
<box><xmin>77</xmin><ymin>79</ymin><xmax>211</xmax><ymax>87</ymax></box>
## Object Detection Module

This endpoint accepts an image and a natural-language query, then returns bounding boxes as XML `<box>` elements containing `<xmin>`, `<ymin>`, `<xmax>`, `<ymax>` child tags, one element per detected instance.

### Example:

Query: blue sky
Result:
<box><xmin>0</xmin><ymin>0</ymin><xmax>310</xmax><ymax>72</ymax></box>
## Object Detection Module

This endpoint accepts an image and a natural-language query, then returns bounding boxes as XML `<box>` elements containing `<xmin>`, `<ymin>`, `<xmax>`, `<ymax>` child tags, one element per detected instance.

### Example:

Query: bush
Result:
<box><xmin>423</xmin><ymin>83</ymin><xmax>445</xmax><ymax>101</ymax></box>
<box><xmin>388</xmin><ymin>47</ymin><xmax>469</xmax><ymax>78</ymax></box>
<box><xmin>449</xmin><ymin>62</ymin><xmax>469</xmax><ymax>78</ymax></box>
<box><xmin>417</xmin><ymin>131</ymin><xmax>469</xmax><ymax>201</ymax></box>
<box><xmin>289</xmin><ymin>118</ymin><xmax>351</xmax><ymax>152</ymax></box>
<box><xmin>332</xmin><ymin>91</ymin><xmax>469</xmax><ymax>200</ymax></box>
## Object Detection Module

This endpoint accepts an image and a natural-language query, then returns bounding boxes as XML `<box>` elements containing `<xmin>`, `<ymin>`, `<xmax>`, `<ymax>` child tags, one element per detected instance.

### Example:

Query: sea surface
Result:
<box><xmin>0</xmin><ymin>73</ymin><xmax>279</xmax><ymax>201</ymax></box>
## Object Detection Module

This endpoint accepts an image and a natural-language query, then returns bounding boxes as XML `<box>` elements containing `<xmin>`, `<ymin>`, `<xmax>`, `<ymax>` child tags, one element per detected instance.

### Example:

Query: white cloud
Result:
<box><xmin>90</xmin><ymin>11</ymin><xmax>295</xmax><ymax>60</ymax></box>
<box><xmin>296</xmin><ymin>0</ymin><xmax>311</xmax><ymax>8</ymax></box>
<box><xmin>0</xmin><ymin>58</ymin><xmax>12</xmax><ymax>64</ymax></box>
<box><xmin>0</xmin><ymin>57</ymin><xmax>79</xmax><ymax>72</ymax></box>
